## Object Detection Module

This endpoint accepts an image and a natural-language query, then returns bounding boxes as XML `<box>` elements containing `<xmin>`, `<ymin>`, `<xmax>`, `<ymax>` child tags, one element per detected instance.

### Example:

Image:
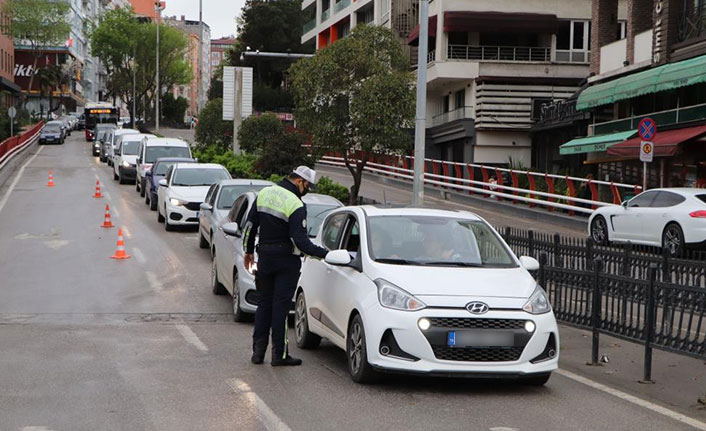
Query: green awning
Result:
<box><xmin>576</xmin><ymin>54</ymin><xmax>706</xmax><ymax>111</ymax></box>
<box><xmin>559</xmin><ymin>130</ymin><xmax>637</xmax><ymax>155</ymax></box>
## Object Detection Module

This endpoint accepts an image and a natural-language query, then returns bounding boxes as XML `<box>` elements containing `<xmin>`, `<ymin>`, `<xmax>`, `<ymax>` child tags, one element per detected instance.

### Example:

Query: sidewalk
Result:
<box><xmin>559</xmin><ymin>324</ymin><xmax>706</xmax><ymax>420</ymax></box>
<box><xmin>152</xmin><ymin>127</ymin><xmax>195</xmax><ymax>144</ymax></box>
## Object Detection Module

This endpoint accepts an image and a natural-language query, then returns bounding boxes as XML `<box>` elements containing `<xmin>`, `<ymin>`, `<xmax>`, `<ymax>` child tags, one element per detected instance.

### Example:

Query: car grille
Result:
<box><xmin>184</xmin><ymin>202</ymin><xmax>201</xmax><ymax>211</ymax></box>
<box><xmin>432</xmin><ymin>346</ymin><xmax>524</xmax><ymax>362</ymax></box>
<box><xmin>429</xmin><ymin>318</ymin><xmax>525</xmax><ymax>330</ymax></box>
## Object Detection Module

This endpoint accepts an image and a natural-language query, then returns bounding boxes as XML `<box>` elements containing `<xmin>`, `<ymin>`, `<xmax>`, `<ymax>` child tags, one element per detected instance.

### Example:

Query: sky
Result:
<box><xmin>163</xmin><ymin>0</ymin><xmax>246</xmax><ymax>39</ymax></box>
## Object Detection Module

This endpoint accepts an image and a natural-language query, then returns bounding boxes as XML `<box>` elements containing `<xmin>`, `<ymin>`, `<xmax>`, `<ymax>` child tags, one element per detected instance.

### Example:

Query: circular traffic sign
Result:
<box><xmin>8</xmin><ymin>106</ymin><xmax>16</xmax><ymax>118</ymax></box>
<box><xmin>638</xmin><ymin>118</ymin><xmax>657</xmax><ymax>140</ymax></box>
<box><xmin>642</xmin><ymin>142</ymin><xmax>652</xmax><ymax>154</ymax></box>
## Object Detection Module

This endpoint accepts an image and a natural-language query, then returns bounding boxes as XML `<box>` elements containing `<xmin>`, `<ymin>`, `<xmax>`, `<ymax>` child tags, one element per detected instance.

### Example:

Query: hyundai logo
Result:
<box><xmin>466</xmin><ymin>301</ymin><xmax>489</xmax><ymax>314</ymax></box>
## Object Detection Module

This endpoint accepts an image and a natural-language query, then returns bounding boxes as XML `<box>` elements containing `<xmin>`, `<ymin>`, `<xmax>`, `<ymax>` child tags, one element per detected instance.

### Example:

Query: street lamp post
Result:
<box><xmin>132</xmin><ymin>46</ymin><xmax>136</xmax><ymax>130</ymax></box>
<box><xmin>412</xmin><ymin>0</ymin><xmax>429</xmax><ymax>206</ymax></box>
<box><xmin>155</xmin><ymin>1</ymin><xmax>164</xmax><ymax>132</ymax></box>
<box><xmin>198</xmin><ymin>0</ymin><xmax>203</xmax><ymax>115</ymax></box>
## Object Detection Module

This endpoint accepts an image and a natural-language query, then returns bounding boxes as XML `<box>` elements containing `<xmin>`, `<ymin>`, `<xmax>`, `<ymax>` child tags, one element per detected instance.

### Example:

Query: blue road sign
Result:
<box><xmin>638</xmin><ymin>118</ymin><xmax>657</xmax><ymax>141</ymax></box>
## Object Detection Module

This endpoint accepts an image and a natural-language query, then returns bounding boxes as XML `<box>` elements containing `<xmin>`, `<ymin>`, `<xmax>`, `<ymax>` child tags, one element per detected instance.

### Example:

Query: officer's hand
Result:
<box><xmin>244</xmin><ymin>253</ymin><xmax>254</xmax><ymax>271</ymax></box>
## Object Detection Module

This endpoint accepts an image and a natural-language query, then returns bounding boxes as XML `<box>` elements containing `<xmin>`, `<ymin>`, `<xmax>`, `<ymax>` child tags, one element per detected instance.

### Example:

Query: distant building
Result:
<box><xmin>210</xmin><ymin>37</ymin><xmax>236</xmax><ymax>77</ymax></box>
<box><xmin>129</xmin><ymin>0</ymin><xmax>157</xmax><ymax>19</ymax></box>
<box><xmin>0</xmin><ymin>0</ymin><xmax>20</xmax><ymax>107</ymax></box>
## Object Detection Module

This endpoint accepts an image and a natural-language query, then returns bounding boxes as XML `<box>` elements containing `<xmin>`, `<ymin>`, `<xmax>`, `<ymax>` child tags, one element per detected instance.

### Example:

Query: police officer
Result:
<box><xmin>244</xmin><ymin>166</ymin><xmax>328</xmax><ymax>366</ymax></box>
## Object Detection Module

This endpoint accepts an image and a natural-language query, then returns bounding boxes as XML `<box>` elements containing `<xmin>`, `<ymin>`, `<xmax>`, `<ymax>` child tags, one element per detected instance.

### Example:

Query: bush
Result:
<box><xmin>162</xmin><ymin>94</ymin><xmax>189</xmax><ymax>126</ymax></box>
<box><xmin>316</xmin><ymin>176</ymin><xmax>349</xmax><ymax>203</ymax></box>
<box><xmin>195</xmin><ymin>98</ymin><xmax>232</xmax><ymax>152</ymax></box>
<box><xmin>193</xmin><ymin>145</ymin><xmax>261</xmax><ymax>179</ymax></box>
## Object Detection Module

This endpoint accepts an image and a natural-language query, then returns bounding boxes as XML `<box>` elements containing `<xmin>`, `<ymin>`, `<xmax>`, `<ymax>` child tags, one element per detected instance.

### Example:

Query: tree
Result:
<box><xmin>289</xmin><ymin>25</ymin><xmax>415</xmax><ymax>204</ymax></box>
<box><xmin>195</xmin><ymin>98</ymin><xmax>232</xmax><ymax>152</ymax></box>
<box><xmin>161</xmin><ymin>93</ymin><xmax>188</xmax><ymax>125</ymax></box>
<box><xmin>2</xmin><ymin>0</ymin><xmax>71</xmax><ymax>107</ymax></box>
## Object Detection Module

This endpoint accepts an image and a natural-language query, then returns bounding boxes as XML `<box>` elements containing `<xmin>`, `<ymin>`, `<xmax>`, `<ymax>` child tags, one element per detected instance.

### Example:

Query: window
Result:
<box><xmin>340</xmin><ymin>217</ymin><xmax>360</xmax><ymax>253</ymax></box>
<box><xmin>205</xmin><ymin>184</ymin><xmax>218</xmax><ymax>206</ymax></box>
<box><xmin>165</xmin><ymin>166</ymin><xmax>175</xmax><ymax>184</ymax></box>
<box><xmin>442</xmin><ymin>95</ymin><xmax>450</xmax><ymax>113</ymax></box>
<box><xmin>557</xmin><ymin>20</ymin><xmax>589</xmax><ymax>52</ymax></box>
<box><xmin>321</xmin><ymin>213</ymin><xmax>347</xmax><ymax>249</ymax></box>
<box><xmin>454</xmin><ymin>90</ymin><xmax>465</xmax><ymax>110</ymax></box>
<box><xmin>218</xmin><ymin>185</ymin><xmax>268</xmax><ymax>209</ymax></box>
<box><xmin>573</xmin><ymin>22</ymin><xmax>585</xmax><ymax>49</ymax></box>
<box><xmin>628</xmin><ymin>191</ymin><xmax>659</xmax><ymax>207</ymax></box>
<box><xmin>228</xmin><ymin>195</ymin><xmax>246</xmax><ymax>222</ymax></box>
<box><xmin>650</xmin><ymin>191</ymin><xmax>686</xmax><ymax>208</ymax></box>
<box><xmin>617</xmin><ymin>21</ymin><xmax>627</xmax><ymax>40</ymax></box>
<box><xmin>233</xmin><ymin>197</ymin><xmax>250</xmax><ymax>226</ymax></box>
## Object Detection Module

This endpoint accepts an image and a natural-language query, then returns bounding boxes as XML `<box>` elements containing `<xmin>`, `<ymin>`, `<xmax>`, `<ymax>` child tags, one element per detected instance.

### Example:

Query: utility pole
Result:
<box><xmin>198</xmin><ymin>0</ymin><xmax>203</xmax><ymax>115</ymax></box>
<box><xmin>132</xmin><ymin>46</ymin><xmax>136</xmax><ymax>129</ymax></box>
<box><xmin>155</xmin><ymin>2</ymin><xmax>164</xmax><ymax>132</ymax></box>
<box><xmin>412</xmin><ymin>0</ymin><xmax>429</xmax><ymax>206</ymax></box>
<box><xmin>233</xmin><ymin>68</ymin><xmax>242</xmax><ymax>155</ymax></box>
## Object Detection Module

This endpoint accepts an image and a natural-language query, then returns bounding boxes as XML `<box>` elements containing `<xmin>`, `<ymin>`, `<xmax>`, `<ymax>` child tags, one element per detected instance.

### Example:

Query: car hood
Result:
<box><xmin>365</xmin><ymin>264</ymin><xmax>537</xmax><ymax>300</ymax></box>
<box><xmin>122</xmin><ymin>155</ymin><xmax>138</xmax><ymax>164</ymax></box>
<box><xmin>168</xmin><ymin>185</ymin><xmax>211</xmax><ymax>202</ymax></box>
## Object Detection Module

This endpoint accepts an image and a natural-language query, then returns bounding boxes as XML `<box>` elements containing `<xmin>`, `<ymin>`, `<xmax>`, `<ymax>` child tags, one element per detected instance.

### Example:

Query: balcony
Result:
<box><xmin>321</xmin><ymin>9</ymin><xmax>330</xmax><ymax>22</ymax></box>
<box><xmin>591</xmin><ymin>102</ymin><xmax>706</xmax><ymax>135</ymax></box>
<box><xmin>555</xmin><ymin>50</ymin><xmax>590</xmax><ymax>64</ymax></box>
<box><xmin>448</xmin><ymin>45</ymin><xmax>550</xmax><ymax>62</ymax></box>
<box><xmin>334</xmin><ymin>0</ymin><xmax>350</xmax><ymax>14</ymax></box>
<box><xmin>431</xmin><ymin>106</ymin><xmax>473</xmax><ymax>127</ymax></box>
<box><xmin>427</xmin><ymin>50</ymin><xmax>436</xmax><ymax>64</ymax></box>
<box><xmin>303</xmin><ymin>18</ymin><xmax>316</xmax><ymax>34</ymax></box>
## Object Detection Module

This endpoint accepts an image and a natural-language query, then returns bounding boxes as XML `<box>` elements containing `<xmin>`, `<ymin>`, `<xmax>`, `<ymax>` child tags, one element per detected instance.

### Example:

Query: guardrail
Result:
<box><xmin>501</xmin><ymin>228</ymin><xmax>706</xmax><ymax>382</ymax></box>
<box><xmin>0</xmin><ymin>122</ymin><xmax>44</xmax><ymax>169</ymax></box>
<box><xmin>431</xmin><ymin>106</ymin><xmax>473</xmax><ymax>127</ymax></box>
<box><xmin>318</xmin><ymin>153</ymin><xmax>642</xmax><ymax>216</ymax></box>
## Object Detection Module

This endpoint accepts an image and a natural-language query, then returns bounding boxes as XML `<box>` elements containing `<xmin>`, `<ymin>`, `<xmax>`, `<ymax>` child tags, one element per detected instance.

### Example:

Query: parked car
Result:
<box><xmin>294</xmin><ymin>206</ymin><xmax>557</xmax><ymax>384</ymax></box>
<box><xmin>145</xmin><ymin>157</ymin><xmax>196</xmax><ymax>210</ymax></box>
<box><xmin>77</xmin><ymin>114</ymin><xmax>85</xmax><ymax>130</ymax></box>
<box><xmin>136</xmin><ymin>137</ymin><xmax>192</xmax><ymax>198</ymax></box>
<box><xmin>588</xmin><ymin>188</ymin><xmax>706</xmax><ymax>256</ymax></box>
<box><xmin>198</xmin><ymin>179</ymin><xmax>273</xmax><ymax>250</ymax></box>
<box><xmin>96</xmin><ymin>124</ymin><xmax>118</xmax><ymax>161</ymax></box>
<box><xmin>211</xmin><ymin>192</ymin><xmax>343</xmax><ymax>322</ymax></box>
<box><xmin>58</xmin><ymin>118</ymin><xmax>71</xmax><ymax>137</ymax></box>
<box><xmin>39</xmin><ymin>122</ymin><xmax>64</xmax><ymax>145</ymax></box>
<box><xmin>105</xmin><ymin>128</ymin><xmax>139</xmax><ymax>166</ymax></box>
<box><xmin>112</xmin><ymin>133</ymin><xmax>155</xmax><ymax>184</ymax></box>
<box><xmin>156</xmin><ymin>163</ymin><xmax>231</xmax><ymax>231</ymax></box>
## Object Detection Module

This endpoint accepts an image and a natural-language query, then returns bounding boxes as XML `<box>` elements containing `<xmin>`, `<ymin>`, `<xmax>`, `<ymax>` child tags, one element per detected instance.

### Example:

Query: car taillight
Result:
<box><xmin>689</xmin><ymin>210</ymin><xmax>706</xmax><ymax>218</ymax></box>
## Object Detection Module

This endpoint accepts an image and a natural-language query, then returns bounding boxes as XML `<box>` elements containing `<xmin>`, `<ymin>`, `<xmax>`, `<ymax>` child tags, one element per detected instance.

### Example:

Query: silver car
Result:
<box><xmin>198</xmin><ymin>179</ymin><xmax>274</xmax><ymax>250</ymax></box>
<box><xmin>210</xmin><ymin>192</ymin><xmax>343</xmax><ymax>322</ymax></box>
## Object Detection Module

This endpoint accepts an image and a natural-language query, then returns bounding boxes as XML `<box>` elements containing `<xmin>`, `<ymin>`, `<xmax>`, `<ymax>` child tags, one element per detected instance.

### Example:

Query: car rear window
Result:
<box><xmin>145</xmin><ymin>146</ymin><xmax>191</xmax><ymax>163</ymax></box>
<box><xmin>696</xmin><ymin>195</ymin><xmax>706</xmax><ymax>205</ymax></box>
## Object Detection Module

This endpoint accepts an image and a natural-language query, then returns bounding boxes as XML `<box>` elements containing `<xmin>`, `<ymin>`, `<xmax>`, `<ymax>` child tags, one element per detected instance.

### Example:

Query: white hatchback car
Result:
<box><xmin>211</xmin><ymin>192</ymin><xmax>343</xmax><ymax>322</ymax></box>
<box><xmin>588</xmin><ymin>188</ymin><xmax>706</xmax><ymax>256</ymax></box>
<box><xmin>295</xmin><ymin>206</ymin><xmax>558</xmax><ymax>384</ymax></box>
<box><xmin>157</xmin><ymin>163</ymin><xmax>231</xmax><ymax>231</ymax></box>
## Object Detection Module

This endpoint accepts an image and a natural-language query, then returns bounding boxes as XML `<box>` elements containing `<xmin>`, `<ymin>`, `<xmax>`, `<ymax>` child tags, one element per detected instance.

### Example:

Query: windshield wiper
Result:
<box><xmin>418</xmin><ymin>261</ymin><xmax>484</xmax><ymax>267</ymax></box>
<box><xmin>374</xmin><ymin>258</ymin><xmax>417</xmax><ymax>265</ymax></box>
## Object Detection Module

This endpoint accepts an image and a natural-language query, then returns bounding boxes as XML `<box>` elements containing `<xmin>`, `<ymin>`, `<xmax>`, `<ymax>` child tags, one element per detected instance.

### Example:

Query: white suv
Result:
<box><xmin>157</xmin><ymin>163</ymin><xmax>231</xmax><ymax>231</ymax></box>
<box><xmin>136</xmin><ymin>137</ymin><xmax>192</xmax><ymax>197</ymax></box>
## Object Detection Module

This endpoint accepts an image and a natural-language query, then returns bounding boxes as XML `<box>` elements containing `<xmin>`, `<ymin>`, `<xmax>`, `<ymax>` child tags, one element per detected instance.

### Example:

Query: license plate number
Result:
<box><xmin>447</xmin><ymin>330</ymin><xmax>514</xmax><ymax>347</ymax></box>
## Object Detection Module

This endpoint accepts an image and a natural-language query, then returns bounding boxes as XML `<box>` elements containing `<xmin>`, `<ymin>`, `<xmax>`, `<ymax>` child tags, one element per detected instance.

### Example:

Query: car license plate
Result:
<box><xmin>447</xmin><ymin>330</ymin><xmax>514</xmax><ymax>347</ymax></box>
<box><xmin>196</xmin><ymin>211</ymin><xmax>200</xmax><ymax>217</ymax></box>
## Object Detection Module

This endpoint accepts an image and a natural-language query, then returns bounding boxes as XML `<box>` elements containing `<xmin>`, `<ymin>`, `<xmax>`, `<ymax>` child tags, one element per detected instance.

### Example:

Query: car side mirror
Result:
<box><xmin>200</xmin><ymin>202</ymin><xmax>213</xmax><ymax>211</ymax></box>
<box><xmin>325</xmin><ymin>249</ymin><xmax>352</xmax><ymax>266</ymax></box>
<box><xmin>519</xmin><ymin>256</ymin><xmax>540</xmax><ymax>271</ymax></box>
<box><xmin>622</xmin><ymin>200</ymin><xmax>629</xmax><ymax>208</ymax></box>
<box><xmin>158</xmin><ymin>179</ymin><xmax>168</xmax><ymax>187</ymax></box>
<box><xmin>222</xmin><ymin>222</ymin><xmax>240</xmax><ymax>237</ymax></box>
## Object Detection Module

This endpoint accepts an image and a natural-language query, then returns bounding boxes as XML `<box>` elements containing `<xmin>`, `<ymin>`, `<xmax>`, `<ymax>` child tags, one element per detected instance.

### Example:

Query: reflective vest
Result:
<box><xmin>256</xmin><ymin>185</ymin><xmax>303</xmax><ymax>222</ymax></box>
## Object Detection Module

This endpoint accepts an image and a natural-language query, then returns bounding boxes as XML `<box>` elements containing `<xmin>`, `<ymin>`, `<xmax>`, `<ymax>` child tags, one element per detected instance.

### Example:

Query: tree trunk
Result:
<box><xmin>23</xmin><ymin>55</ymin><xmax>40</xmax><ymax>110</ymax></box>
<box><xmin>344</xmin><ymin>152</ymin><xmax>366</xmax><ymax>205</ymax></box>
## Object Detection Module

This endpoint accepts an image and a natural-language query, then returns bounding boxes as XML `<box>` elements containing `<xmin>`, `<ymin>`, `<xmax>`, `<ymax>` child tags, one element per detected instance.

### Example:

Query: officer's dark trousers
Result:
<box><xmin>253</xmin><ymin>254</ymin><xmax>301</xmax><ymax>360</ymax></box>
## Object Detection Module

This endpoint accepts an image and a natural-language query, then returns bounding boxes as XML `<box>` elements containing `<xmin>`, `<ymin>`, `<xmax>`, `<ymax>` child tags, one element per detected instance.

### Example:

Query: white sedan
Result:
<box><xmin>157</xmin><ymin>163</ymin><xmax>231</xmax><ymax>231</ymax></box>
<box><xmin>295</xmin><ymin>206</ymin><xmax>558</xmax><ymax>384</ymax></box>
<box><xmin>588</xmin><ymin>188</ymin><xmax>706</xmax><ymax>255</ymax></box>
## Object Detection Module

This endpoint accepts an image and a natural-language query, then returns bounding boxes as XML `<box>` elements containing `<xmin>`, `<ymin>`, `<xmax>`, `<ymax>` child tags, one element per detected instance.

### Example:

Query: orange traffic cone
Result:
<box><xmin>46</xmin><ymin>171</ymin><xmax>55</xmax><ymax>187</ymax></box>
<box><xmin>101</xmin><ymin>204</ymin><xmax>114</xmax><ymax>228</ymax></box>
<box><xmin>110</xmin><ymin>228</ymin><xmax>131</xmax><ymax>260</ymax></box>
<box><xmin>93</xmin><ymin>180</ymin><xmax>103</xmax><ymax>198</ymax></box>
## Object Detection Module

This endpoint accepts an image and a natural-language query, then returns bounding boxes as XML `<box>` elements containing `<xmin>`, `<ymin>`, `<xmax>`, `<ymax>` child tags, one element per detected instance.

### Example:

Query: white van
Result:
<box><xmin>112</xmin><ymin>133</ymin><xmax>155</xmax><ymax>184</ymax></box>
<box><xmin>106</xmin><ymin>128</ymin><xmax>139</xmax><ymax>166</ymax></box>
<box><xmin>135</xmin><ymin>137</ymin><xmax>192</xmax><ymax>197</ymax></box>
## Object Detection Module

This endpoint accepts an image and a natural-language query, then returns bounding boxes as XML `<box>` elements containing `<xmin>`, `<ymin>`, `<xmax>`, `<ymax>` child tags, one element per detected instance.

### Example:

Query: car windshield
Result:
<box><xmin>122</xmin><ymin>141</ymin><xmax>140</xmax><ymax>155</ymax></box>
<box><xmin>97</xmin><ymin>131</ymin><xmax>108</xmax><ymax>140</ymax></box>
<box><xmin>307</xmin><ymin>204</ymin><xmax>341</xmax><ymax>237</ymax></box>
<box><xmin>367</xmin><ymin>216</ymin><xmax>517</xmax><ymax>268</ymax></box>
<box><xmin>43</xmin><ymin>126</ymin><xmax>61</xmax><ymax>133</ymax></box>
<box><xmin>145</xmin><ymin>146</ymin><xmax>191</xmax><ymax>163</ymax></box>
<box><xmin>154</xmin><ymin>161</ymin><xmax>182</xmax><ymax>176</ymax></box>
<box><xmin>172</xmin><ymin>168</ymin><xmax>229</xmax><ymax>186</ymax></box>
<box><xmin>217</xmin><ymin>184</ymin><xmax>267</xmax><ymax>209</ymax></box>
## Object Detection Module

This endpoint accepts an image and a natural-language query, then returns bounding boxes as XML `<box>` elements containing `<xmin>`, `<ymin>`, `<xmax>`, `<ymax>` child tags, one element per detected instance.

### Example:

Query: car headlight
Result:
<box><xmin>522</xmin><ymin>286</ymin><xmax>552</xmax><ymax>314</ymax></box>
<box><xmin>169</xmin><ymin>198</ymin><xmax>187</xmax><ymax>206</ymax></box>
<box><xmin>375</xmin><ymin>279</ymin><xmax>426</xmax><ymax>311</ymax></box>
<box><xmin>122</xmin><ymin>160</ymin><xmax>130</xmax><ymax>167</ymax></box>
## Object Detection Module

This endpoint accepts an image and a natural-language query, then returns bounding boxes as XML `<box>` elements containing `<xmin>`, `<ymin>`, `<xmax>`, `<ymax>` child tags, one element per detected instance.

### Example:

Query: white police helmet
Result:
<box><xmin>292</xmin><ymin>165</ymin><xmax>318</xmax><ymax>185</ymax></box>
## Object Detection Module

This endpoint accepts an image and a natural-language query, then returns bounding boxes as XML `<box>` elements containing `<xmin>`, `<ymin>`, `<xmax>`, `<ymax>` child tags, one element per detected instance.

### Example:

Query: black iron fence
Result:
<box><xmin>500</xmin><ymin>228</ymin><xmax>706</xmax><ymax>381</ymax></box>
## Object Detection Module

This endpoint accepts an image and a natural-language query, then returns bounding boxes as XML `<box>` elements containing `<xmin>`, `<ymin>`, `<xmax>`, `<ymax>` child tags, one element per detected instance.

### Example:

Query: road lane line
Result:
<box><xmin>104</xmin><ymin>191</ymin><xmax>112</xmax><ymax>201</ymax></box>
<box><xmin>112</xmin><ymin>206</ymin><xmax>119</xmax><ymax>218</ymax></box>
<box><xmin>175</xmin><ymin>324</ymin><xmax>208</xmax><ymax>352</ymax></box>
<box><xmin>0</xmin><ymin>146</ymin><xmax>44</xmax><ymax>215</ymax></box>
<box><xmin>122</xmin><ymin>226</ymin><xmax>132</xmax><ymax>238</ymax></box>
<box><xmin>557</xmin><ymin>368</ymin><xmax>706</xmax><ymax>430</ymax></box>
<box><xmin>145</xmin><ymin>271</ymin><xmax>163</xmax><ymax>292</ymax></box>
<box><xmin>227</xmin><ymin>378</ymin><xmax>292</xmax><ymax>431</ymax></box>
<box><xmin>132</xmin><ymin>247</ymin><xmax>146</xmax><ymax>264</ymax></box>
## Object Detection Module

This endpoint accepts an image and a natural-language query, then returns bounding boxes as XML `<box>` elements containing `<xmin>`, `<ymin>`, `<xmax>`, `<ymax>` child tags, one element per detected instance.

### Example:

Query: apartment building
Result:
<box><xmin>0</xmin><ymin>0</ymin><xmax>19</xmax><ymax>107</ymax></box>
<box><xmin>129</xmin><ymin>0</ymin><xmax>157</xmax><ymax>19</ymax></box>
<box><xmin>210</xmin><ymin>37</ymin><xmax>236</xmax><ymax>77</ymax></box>
<box><xmin>562</xmin><ymin>0</ymin><xmax>706</xmax><ymax>188</ymax></box>
<box><xmin>166</xmin><ymin>16</ymin><xmax>211</xmax><ymax>118</ymax></box>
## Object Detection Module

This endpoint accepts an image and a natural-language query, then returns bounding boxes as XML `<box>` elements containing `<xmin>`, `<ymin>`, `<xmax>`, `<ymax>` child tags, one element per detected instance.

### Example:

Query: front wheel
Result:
<box><xmin>663</xmin><ymin>223</ymin><xmax>685</xmax><ymax>257</ymax></box>
<box><xmin>199</xmin><ymin>231</ymin><xmax>209</xmax><ymax>249</ymax></box>
<box><xmin>232</xmin><ymin>275</ymin><xmax>252</xmax><ymax>322</ymax></box>
<box><xmin>347</xmin><ymin>314</ymin><xmax>378</xmax><ymax>384</ymax></box>
<box><xmin>211</xmin><ymin>256</ymin><xmax>227</xmax><ymax>295</ymax></box>
<box><xmin>149</xmin><ymin>193</ymin><xmax>157</xmax><ymax>211</ymax></box>
<box><xmin>157</xmin><ymin>205</ymin><xmax>165</xmax><ymax>223</ymax></box>
<box><xmin>590</xmin><ymin>216</ymin><xmax>609</xmax><ymax>246</ymax></box>
<box><xmin>164</xmin><ymin>208</ymin><xmax>175</xmax><ymax>231</ymax></box>
<box><xmin>295</xmin><ymin>291</ymin><xmax>321</xmax><ymax>349</ymax></box>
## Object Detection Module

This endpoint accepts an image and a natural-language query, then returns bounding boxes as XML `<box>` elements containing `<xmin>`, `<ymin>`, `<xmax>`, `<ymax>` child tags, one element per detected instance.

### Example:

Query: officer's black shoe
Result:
<box><xmin>271</xmin><ymin>355</ymin><xmax>302</xmax><ymax>366</ymax></box>
<box><xmin>251</xmin><ymin>340</ymin><xmax>268</xmax><ymax>364</ymax></box>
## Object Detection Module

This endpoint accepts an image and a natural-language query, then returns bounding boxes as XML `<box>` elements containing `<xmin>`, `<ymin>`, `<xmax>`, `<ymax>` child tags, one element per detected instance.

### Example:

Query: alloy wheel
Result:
<box><xmin>591</xmin><ymin>217</ymin><xmax>607</xmax><ymax>245</ymax></box>
<box><xmin>664</xmin><ymin>226</ymin><xmax>682</xmax><ymax>255</ymax></box>
<box><xmin>295</xmin><ymin>294</ymin><xmax>306</xmax><ymax>342</ymax></box>
<box><xmin>348</xmin><ymin>322</ymin><xmax>363</xmax><ymax>375</ymax></box>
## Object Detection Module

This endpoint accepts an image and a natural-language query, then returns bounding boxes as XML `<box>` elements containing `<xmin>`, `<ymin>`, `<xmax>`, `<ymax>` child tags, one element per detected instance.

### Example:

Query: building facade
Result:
<box><xmin>563</xmin><ymin>0</ymin><xmax>706</xmax><ymax>188</ymax></box>
<box><xmin>210</xmin><ymin>37</ymin><xmax>236</xmax><ymax>77</ymax></box>
<box><xmin>0</xmin><ymin>0</ymin><xmax>20</xmax><ymax>107</ymax></box>
<box><xmin>129</xmin><ymin>0</ymin><xmax>157</xmax><ymax>19</ymax></box>
<box><xmin>166</xmin><ymin>16</ymin><xmax>211</xmax><ymax>118</ymax></box>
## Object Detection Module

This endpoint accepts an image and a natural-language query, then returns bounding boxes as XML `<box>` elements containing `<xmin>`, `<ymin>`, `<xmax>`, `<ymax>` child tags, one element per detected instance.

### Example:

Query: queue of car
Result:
<box><xmin>86</xmin><ymin>125</ymin><xmax>559</xmax><ymax>387</ymax></box>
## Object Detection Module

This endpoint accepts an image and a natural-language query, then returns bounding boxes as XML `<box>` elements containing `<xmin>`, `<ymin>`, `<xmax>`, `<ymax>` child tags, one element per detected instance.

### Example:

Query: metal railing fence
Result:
<box><xmin>448</xmin><ymin>45</ymin><xmax>551</xmax><ymax>62</ymax></box>
<box><xmin>0</xmin><ymin>122</ymin><xmax>44</xmax><ymax>169</ymax></box>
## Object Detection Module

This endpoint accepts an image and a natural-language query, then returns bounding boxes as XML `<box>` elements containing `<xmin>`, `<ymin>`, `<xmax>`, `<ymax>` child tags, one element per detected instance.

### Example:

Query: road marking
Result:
<box><xmin>145</xmin><ymin>271</ymin><xmax>162</xmax><ymax>292</ymax></box>
<box><xmin>557</xmin><ymin>368</ymin><xmax>706</xmax><ymax>430</ymax></box>
<box><xmin>0</xmin><ymin>146</ymin><xmax>44</xmax><ymax>215</ymax></box>
<box><xmin>175</xmin><ymin>324</ymin><xmax>208</xmax><ymax>352</ymax></box>
<box><xmin>21</xmin><ymin>427</ymin><xmax>57</xmax><ymax>431</ymax></box>
<box><xmin>227</xmin><ymin>378</ymin><xmax>292</xmax><ymax>431</ymax></box>
<box><xmin>490</xmin><ymin>428</ymin><xmax>519</xmax><ymax>431</ymax></box>
<box><xmin>133</xmin><ymin>247</ymin><xmax>146</xmax><ymax>264</ymax></box>
<box><xmin>104</xmin><ymin>191</ymin><xmax>112</xmax><ymax>201</ymax></box>
<box><xmin>122</xmin><ymin>226</ymin><xmax>132</xmax><ymax>239</ymax></box>
<box><xmin>111</xmin><ymin>206</ymin><xmax>119</xmax><ymax>218</ymax></box>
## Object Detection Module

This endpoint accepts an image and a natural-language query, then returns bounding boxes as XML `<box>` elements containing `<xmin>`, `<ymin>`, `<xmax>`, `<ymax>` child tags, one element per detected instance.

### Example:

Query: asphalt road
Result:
<box><xmin>0</xmin><ymin>133</ymin><xmax>704</xmax><ymax>431</ymax></box>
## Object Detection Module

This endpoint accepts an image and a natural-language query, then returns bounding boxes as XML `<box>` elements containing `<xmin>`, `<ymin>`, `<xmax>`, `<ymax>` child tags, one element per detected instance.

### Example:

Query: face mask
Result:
<box><xmin>301</xmin><ymin>182</ymin><xmax>310</xmax><ymax>196</ymax></box>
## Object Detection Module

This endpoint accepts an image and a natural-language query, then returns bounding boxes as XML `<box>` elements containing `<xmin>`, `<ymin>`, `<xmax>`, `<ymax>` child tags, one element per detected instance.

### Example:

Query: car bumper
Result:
<box><xmin>361</xmin><ymin>306</ymin><xmax>559</xmax><ymax>376</ymax></box>
<box><xmin>40</xmin><ymin>138</ymin><xmax>60</xmax><ymax>144</ymax></box>
<box><xmin>166</xmin><ymin>202</ymin><xmax>200</xmax><ymax>225</ymax></box>
<box><xmin>119</xmin><ymin>166</ymin><xmax>137</xmax><ymax>179</ymax></box>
